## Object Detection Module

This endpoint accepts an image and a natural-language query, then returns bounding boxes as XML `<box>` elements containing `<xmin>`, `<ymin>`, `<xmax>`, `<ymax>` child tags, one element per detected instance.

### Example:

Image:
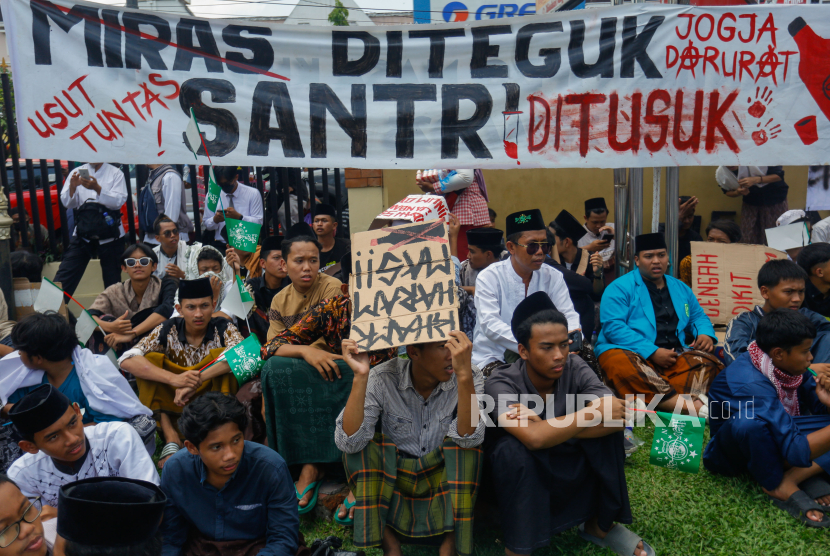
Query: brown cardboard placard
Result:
<box><xmin>691</xmin><ymin>242</ymin><xmax>786</xmax><ymax>325</ymax></box>
<box><xmin>13</xmin><ymin>278</ymin><xmax>69</xmax><ymax>321</ymax></box>
<box><xmin>350</xmin><ymin>220</ymin><xmax>457</xmax><ymax>350</ymax></box>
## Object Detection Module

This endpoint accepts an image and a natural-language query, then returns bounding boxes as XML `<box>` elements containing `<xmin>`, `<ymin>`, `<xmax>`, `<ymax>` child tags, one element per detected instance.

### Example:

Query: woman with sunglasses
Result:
<box><xmin>86</xmin><ymin>244</ymin><xmax>177</xmax><ymax>354</ymax></box>
<box><xmin>0</xmin><ymin>476</ymin><xmax>47</xmax><ymax>556</ymax></box>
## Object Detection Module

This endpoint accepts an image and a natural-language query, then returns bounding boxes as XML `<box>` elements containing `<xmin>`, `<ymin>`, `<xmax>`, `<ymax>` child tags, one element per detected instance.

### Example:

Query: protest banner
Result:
<box><xmin>5</xmin><ymin>0</ymin><xmax>830</xmax><ymax>168</ymax></box>
<box><xmin>376</xmin><ymin>195</ymin><xmax>450</xmax><ymax>224</ymax></box>
<box><xmin>349</xmin><ymin>220</ymin><xmax>458</xmax><ymax>351</ymax></box>
<box><xmin>691</xmin><ymin>242</ymin><xmax>786</xmax><ymax>325</ymax></box>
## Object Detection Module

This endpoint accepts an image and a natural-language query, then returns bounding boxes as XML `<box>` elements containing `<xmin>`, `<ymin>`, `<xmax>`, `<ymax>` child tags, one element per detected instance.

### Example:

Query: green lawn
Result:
<box><xmin>299</xmin><ymin>421</ymin><xmax>830</xmax><ymax>556</ymax></box>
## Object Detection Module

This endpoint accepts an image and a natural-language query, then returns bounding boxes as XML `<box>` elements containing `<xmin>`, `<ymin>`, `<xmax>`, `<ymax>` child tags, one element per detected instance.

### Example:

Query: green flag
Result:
<box><xmin>225</xmin><ymin>335</ymin><xmax>263</xmax><ymax>386</ymax></box>
<box><xmin>226</xmin><ymin>217</ymin><xmax>261</xmax><ymax>252</ymax></box>
<box><xmin>205</xmin><ymin>167</ymin><xmax>222</xmax><ymax>213</ymax></box>
<box><xmin>34</xmin><ymin>277</ymin><xmax>64</xmax><ymax>314</ymax></box>
<box><xmin>222</xmin><ymin>276</ymin><xmax>255</xmax><ymax>320</ymax></box>
<box><xmin>649</xmin><ymin>411</ymin><xmax>705</xmax><ymax>474</ymax></box>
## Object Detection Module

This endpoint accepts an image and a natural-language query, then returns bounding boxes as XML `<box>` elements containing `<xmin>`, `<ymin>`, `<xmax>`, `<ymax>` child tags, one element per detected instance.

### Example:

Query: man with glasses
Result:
<box><xmin>472</xmin><ymin>209</ymin><xmax>581</xmax><ymax>376</ymax></box>
<box><xmin>151</xmin><ymin>215</ymin><xmax>201</xmax><ymax>280</ymax></box>
<box><xmin>87</xmin><ymin>244</ymin><xmax>176</xmax><ymax>353</ymax></box>
<box><xmin>0</xmin><ymin>476</ymin><xmax>46</xmax><ymax>556</ymax></box>
<box><xmin>142</xmin><ymin>164</ymin><xmax>193</xmax><ymax>246</ymax></box>
<box><xmin>6</xmin><ymin>384</ymin><xmax>158</xmax><ymax>511</ymax></box>
<box><xmin>596</xmin><ymin>233</ymin><xmax>721</xmax><ymax>416</ymax></box>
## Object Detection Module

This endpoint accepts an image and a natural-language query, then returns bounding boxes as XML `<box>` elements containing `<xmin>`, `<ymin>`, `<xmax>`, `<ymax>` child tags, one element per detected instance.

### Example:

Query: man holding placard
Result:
<box><xmin>596</xmin><ymin>233</ymin><xmax>722</xmax><ymax>417</ymax></box>
<box><xmin>202</xmin><ymin>167</ymin><xmax>263</xmax><ymax>250</ymax></box>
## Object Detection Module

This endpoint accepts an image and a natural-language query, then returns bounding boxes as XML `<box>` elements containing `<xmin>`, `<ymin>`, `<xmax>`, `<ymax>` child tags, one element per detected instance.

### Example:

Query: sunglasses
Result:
<box><xmin>124</xmin><ymin>257</ymin><xmax>153</xmax><ymax>267</ymax></box>
<box><xmin>515</xmin><ymin>241</ymin><xmax>551</xmax><ymax>255</ymax></box>
<box><xmin>161</xmin><ymin>228</ymin><xmax>180</xmax><ymax>237</ymax></box>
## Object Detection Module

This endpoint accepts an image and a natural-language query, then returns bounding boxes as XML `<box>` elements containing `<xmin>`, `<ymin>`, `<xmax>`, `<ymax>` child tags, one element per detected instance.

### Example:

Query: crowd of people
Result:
<box><xmin>0</xmin><ymin>163</ymin><xmax>830</xmax><ymax>556</ymax></box>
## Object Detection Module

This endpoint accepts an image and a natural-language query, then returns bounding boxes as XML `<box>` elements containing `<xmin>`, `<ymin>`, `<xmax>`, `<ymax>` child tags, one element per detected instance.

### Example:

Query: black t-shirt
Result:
<box><xmin>319</xmin><ymin>238</ymin><xmax>351</xmax><ymax>271</ymax></box>
<box><xmin>644</xmin><ymin>279</ymin><xmax>681</xmax><ymax>350</ymax></box>
<box><xmin>722</xmin><ymin>166</ymin><xmax>789</xmax><ymax>206</ymax></box>
<box><xmin>678</xmin><ymin>229</ymin><xmax>703</xmax><ymax>262</ymax></box>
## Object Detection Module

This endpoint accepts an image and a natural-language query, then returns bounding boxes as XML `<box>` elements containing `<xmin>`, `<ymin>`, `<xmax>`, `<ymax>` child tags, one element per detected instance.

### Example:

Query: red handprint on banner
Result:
<box><xmin>748</xmin><ymin>87</ymin><xmax>773</xmax><ymax>119</ymax></box>
<box><xmin>751</xmin><ymin>118</ymin><xmax>782</xmax><ymax>146</ymax></box>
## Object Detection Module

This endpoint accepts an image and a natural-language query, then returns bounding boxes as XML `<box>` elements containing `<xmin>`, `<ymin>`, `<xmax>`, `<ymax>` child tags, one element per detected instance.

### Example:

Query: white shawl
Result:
<box><xmin>715</xmin><ymin>166</ymin><xmax>768</xmax><ymax>191</ymax></box>
<box><xmin>0</xmin><ymin>347</ymin><xmax>151</xmax><ymax>418</ymax></box>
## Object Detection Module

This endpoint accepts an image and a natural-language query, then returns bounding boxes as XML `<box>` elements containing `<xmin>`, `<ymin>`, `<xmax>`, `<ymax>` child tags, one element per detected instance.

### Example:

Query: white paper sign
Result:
<box><xmin>377</xmin><ymin>195</ymin><xmax>450</xmax><ymax>224</ymax></box>
<box><xmin>765</xmin><ymin>223</ymin><xmax>810</xmax><ymax>251</ymax></box>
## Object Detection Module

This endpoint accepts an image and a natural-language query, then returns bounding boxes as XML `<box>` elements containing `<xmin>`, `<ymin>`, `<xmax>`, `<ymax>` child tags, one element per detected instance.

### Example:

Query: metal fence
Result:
<box><xmin>0</xmin><ymin>72</ymin><xmax>348</xmax><ymax>259</ymax></box>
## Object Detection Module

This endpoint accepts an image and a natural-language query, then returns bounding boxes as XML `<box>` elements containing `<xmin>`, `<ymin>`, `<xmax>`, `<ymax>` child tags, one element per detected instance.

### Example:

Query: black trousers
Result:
<box><xmin>487</xmin><ymin>431</ymin><xmax>632</xmax><ymax>554</ymax></box>
<box><xmin>53</xmin><ymin>236</ymin><xmax>126</xmax><ymax>296</ymax></box>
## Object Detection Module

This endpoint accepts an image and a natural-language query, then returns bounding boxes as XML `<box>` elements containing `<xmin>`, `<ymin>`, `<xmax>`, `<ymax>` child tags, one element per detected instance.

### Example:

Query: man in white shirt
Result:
<box><xmin>577</xmin><ymin>197</ymin><xmax>615</xmax><ymax>264</ymax></box>
<box><xmin>7</xmin><ymin>384</ymin><xmax>158</xmax><ymax>510</ymax></box>
<box><xmin>473</xmin><ymin>209</ymin><xmax>581</xmax><ymax>374</ymax></box>
<box><xmin>142</xmin><ymin>164</ymin><xmax>193</xmax><ymax>245</ymax></box>
<box><xmin>53</xmin><ymin>163</ymin><xmax>128</xmax><ymax>296</ymax></box>
<box><xmin>202</xmin><ymin>166</ymin><xmax>264</xmax><ymax>249</ymax></box>
<box><xmin>151</xmin><ymin>215</ymin><xmax>201</xmax><ymax>280</ymax></box>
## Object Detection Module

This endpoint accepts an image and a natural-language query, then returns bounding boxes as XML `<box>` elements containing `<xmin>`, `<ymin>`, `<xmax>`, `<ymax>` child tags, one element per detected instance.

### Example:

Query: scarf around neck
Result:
<box><xmin>748</xmin><ymin>341</ymin><xmax>803</xmax><ymax>416</ymax></box>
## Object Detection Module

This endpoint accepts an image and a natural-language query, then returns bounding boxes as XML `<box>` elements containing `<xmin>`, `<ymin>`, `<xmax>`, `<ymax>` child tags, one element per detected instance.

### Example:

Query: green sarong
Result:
<box><xmin>343</xmin><ymin>433</ymin><xmax>483</xmax><ymax>556</ymax></box>
<box><xmin>261</xmin><ymin>356</ymin><xmax>353</xmax><ymax>466</ymax></box>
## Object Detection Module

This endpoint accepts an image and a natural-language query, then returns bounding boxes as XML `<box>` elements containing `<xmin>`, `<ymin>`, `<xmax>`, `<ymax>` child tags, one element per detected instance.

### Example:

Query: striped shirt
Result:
<box><xmin>334</xmin><ymin>357</ymin><xmax>486</xmax><ymax>455</ymax></box>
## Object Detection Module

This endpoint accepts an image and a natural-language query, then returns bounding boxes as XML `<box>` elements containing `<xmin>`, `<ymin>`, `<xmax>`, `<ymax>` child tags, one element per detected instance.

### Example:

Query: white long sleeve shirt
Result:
<box><xmin>60</xmin><ymin>163</ymin><xmax>127</xmax><ymax>244</ymax></box>
<box><xmin>202</xmin><ymin>183</ymin><xmax>264</xmax><ymax>242</ymax></box>
<box><xmin>144</xmin><ymin>172</ymin><xmax>189</xmax><ymax>244</ymax></box>
<box><xmin>472</xmin><ymin>258</ymin><xmax>581</xmax><ymax>367</ymax></box>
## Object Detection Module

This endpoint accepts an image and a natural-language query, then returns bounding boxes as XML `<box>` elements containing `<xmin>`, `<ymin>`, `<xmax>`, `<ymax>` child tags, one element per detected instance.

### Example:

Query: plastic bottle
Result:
<box><xmin>104</xmin><ymin>212</ymin><xmax>114</xmax><ymax>227</ymax></box>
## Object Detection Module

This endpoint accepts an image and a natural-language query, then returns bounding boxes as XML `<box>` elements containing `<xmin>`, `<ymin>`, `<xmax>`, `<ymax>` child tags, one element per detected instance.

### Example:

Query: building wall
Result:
<box><xmin>381</xmin><ymin>166</ymin><xmax>811</xmax><ymax>233</ymax></box>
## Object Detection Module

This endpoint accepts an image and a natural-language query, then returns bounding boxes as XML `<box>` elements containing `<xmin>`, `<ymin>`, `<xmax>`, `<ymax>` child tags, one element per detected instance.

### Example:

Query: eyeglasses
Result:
<box><xmin>0</xmin><ymin>497</ymin><xmax>42</xmax><ymax>548</ymax></box>
<box><xmin>515</xmin><ymin>241</ymin><xmax>551</xmax><ymax>255</ymax></box>
<box><xmin>161</xmin><ymin>228</ymin><xmax>180</xmax><ymax>237</ymax></box>
<box><xmin>124</xmin><ymin>257</ymin><xmax>153</xmax><ymax>267</ymax></box>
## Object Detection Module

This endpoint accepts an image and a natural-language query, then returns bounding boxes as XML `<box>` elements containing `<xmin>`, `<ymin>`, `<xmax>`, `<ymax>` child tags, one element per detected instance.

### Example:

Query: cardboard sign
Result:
<box><xmin>350</xmin><ymin>221</ymin><xmax>458</xmax><ymax>350</ymax></box>
<box><xmin>376</xmin><ymin>195</ymin><xmax>449</xmax><ymax>224</ymax></box>
<box><xmin>691</xmin><ymin>243</ymin><xmax>786</xmax><ymax>325</ymax></box>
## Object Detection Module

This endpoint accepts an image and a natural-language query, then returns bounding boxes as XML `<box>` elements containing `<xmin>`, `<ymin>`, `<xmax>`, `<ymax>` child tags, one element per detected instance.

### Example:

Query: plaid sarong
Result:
<box><xmin>261</xmin><ymin>356</ymin><xmax>353</xmax><ymax>466</ymax></box>
<box><xmin>343</xmin><ymin>434</ymin><xmax>483</xmax><ymax>556</ymax></box>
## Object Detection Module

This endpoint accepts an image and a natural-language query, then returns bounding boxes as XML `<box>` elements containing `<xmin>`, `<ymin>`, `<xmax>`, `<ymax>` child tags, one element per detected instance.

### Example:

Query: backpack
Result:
<box><xmin>138</xmin><ymin>165</ymin><xmax>178</xmax><ymax>236</ymax></box>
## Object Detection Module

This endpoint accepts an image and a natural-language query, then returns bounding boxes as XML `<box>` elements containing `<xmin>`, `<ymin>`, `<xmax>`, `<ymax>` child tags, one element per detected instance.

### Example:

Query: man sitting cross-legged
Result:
<box><xmin>705</xmin><ymin>309</ymin><xmax>830</xmax><ymax>528</ymax></box>
<box><xmin>6</xmin><ymin>385</ymin><xmax>158</xmax><ymax>512</ymax></box>
<box><xmin>485</xmin><ymin>292</ymin><xmax>652</xmax><ymax>556</ymax></box>
<box><xmin>596</xmin><ymin>233</ymin><xmax>722</xmax><ymax>416</ymax></box>
<box><xmin>335</xmin><ymin>333</ymin><xmax>485</xmax><ymax>556</ymax></box>
<box><xmin>119</xmin><ymin>278</ymin><xmax>243</xmax><ymax>467</ymax></box>
<box><xmin>724</xmin><ymin>259</ymin><xmax>830</xmax><ymax>366</ymax></box>
<box><xmin>260</xmin><ymin>252</ymin><xmax>396</xmax><ymax>524</ymax></box>
<box><xmin>160</xmin><ymin>393</ymin><xmax>305</xmax><ymax>556</ymax></box>
<box><xmin>0</xmin><ymin>313</ymin><xmax>155</xmax><ymax>457</ymax></box>
<box><xmin>87</xmin><ymin>243</ymin><xmax>177</xmax><ymax>354</ymax></box>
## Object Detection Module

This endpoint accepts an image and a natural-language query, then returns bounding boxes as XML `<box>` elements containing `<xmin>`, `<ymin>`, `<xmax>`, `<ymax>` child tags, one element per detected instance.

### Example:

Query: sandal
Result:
<box><xmin>767</xmin><ymin>490</ymin><xmax>830</xmax><ymax>528</ymax></box>
<box><xmin>158</xmin><ymin>442</ymin><xmax>180</xmax><ymax>470</ymax></box>
<box><xmin>578</xmin><ymin>523</ymin><xmax>656</xmax><ymax>556</ymax></box>
<box><xmin>334</xmin><ymin>496</ymin><xmax>356</xmax><ymax>526</ymax></box>
<box><xmin>800</xmin><ymin>475</ymin><xmax>830</xmax><ymax>511</ymax></box>
<box><xmin>295</xmin><ymin>481</ymin><xmax>322</xmax><ymax>515</ymax></box>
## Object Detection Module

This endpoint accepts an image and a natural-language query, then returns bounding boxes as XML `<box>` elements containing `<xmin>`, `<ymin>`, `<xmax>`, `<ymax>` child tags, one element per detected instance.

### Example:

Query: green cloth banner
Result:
<box><xmin>226</xmin><ymin>217</ymin><xmax>261</xmax><ymax>253</ymax></box>
<box><xmin>649</xmin><ymin>411</ymin><xmax>705</xmax><ymax>474</ymax></box>
<box><xmin>205</xmin><ymin>167</ymin><xmax>221</xmax><ymax>213</ymax></box>
<box><xmin>225</xmin><ymin>335</ymin><xmax>263</xmax><ymax>386</ymax></box>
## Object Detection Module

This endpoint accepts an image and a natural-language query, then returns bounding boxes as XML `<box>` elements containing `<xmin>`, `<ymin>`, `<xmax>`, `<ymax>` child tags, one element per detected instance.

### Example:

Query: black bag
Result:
<box><xmin>75</xmin><ymin>200</ymin><xmax>121</xmax><ymax>241</ymax></box>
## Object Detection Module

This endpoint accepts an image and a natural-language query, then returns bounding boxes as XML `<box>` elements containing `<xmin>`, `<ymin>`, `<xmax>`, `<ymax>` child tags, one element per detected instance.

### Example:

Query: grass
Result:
<box><xmin>298</xmin><ymin>421</ymin><xmax>830</xmax><ymax>556</ymax></box>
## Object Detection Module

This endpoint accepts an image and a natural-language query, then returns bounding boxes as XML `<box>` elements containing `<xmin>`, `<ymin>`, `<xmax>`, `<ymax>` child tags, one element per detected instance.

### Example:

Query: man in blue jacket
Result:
<box><xmin>723</xmin><ymin>259</ymin><xmax>830</xmax><ymax>366</ymax></box>
<box><xmin>596</xmin><ymin>233</ymin><xmax>722</xmax><ymax>416</ymax></box>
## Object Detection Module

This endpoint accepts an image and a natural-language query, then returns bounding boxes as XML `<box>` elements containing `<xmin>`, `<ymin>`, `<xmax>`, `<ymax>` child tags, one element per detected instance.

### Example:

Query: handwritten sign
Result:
<box><xmin>376</xmin><ymin>195</ymin><xmax>449</xmax><ymax>224</ymax></box>
<box><xmin>691</xmin><ymin>242</ymin><xmax>786</xmax><ymax>325</ymax></box>
<box><xmin>350</xmin><ymin>221</ymin><xmax>458</xmax><ymax>350</ymax></box>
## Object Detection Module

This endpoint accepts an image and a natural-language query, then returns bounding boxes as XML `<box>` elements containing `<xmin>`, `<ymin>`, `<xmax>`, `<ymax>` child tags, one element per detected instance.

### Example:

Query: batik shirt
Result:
<box><xmin>262</xmin><ymin>295</ymin><xmax>396</xmax><ymax>366</ymax></box>
<box><xmin>120</xmin><ymin>317</ymin><xmax>244</xmax><ymax>368</ymax></box>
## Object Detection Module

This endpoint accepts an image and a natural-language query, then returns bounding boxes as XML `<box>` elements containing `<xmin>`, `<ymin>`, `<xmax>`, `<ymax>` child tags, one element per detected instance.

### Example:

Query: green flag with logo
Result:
<box><xmin>649</xmin><ymin>411</ymin><xmax>705</xmax><ymax>474</ymax></box>
<box><xmin>225</xmin><ymin>335</ymin><xmax>263</xmax><ymax>386</ymax></box>
<box><xmin>205</xmin><ymin>167</ymin><xmax>222</xmax><ymax>213</ymax></box>
<box><xmin>226</xmin><ymin>217</ymin><xmax>261</xmax><ymax>253</ymax></box>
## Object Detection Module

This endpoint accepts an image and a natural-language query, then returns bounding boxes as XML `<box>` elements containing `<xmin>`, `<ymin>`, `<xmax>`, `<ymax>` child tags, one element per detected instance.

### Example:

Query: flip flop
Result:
<box><xmin>295</xmin><ymin>481</ymin><xmax>322</xmax><ymax>515</ymax></box>
<box><xmin>799</xmin><ymin>475</ymin><xmax>830</xmax><ymax>511</ymax></box>
<box><xmin>578</xmin><ymin>523</ymin><xmax>657</xmax><ymax>556</ymax></box>
<box><xmin>767</xmin><ymin>490</ymin><xmax>830</xmax><ymax>528</ymax></box>
<box><xmin>157</xmin><ymin>442</ymin><xmax>180</xmax><ymax>470</ymax></box>
<box><xmin>334</xmin><ymin>496</ymin><xmax>356</xmax><ymax>526</ymax></box>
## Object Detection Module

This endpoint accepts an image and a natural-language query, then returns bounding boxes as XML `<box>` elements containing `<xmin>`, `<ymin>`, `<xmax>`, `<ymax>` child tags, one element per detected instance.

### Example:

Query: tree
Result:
<box><xmin>328</xmin><ymin>0</ymin><xmax>349</xmax><ymax>26</ymax></box>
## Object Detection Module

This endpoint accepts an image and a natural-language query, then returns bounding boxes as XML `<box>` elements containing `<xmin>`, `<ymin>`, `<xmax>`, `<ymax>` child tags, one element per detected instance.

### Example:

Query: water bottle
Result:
<box><xmin>104</xmin><ymin>212</ymin><xmax>114</xmax><ymax>227</ymax></box>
